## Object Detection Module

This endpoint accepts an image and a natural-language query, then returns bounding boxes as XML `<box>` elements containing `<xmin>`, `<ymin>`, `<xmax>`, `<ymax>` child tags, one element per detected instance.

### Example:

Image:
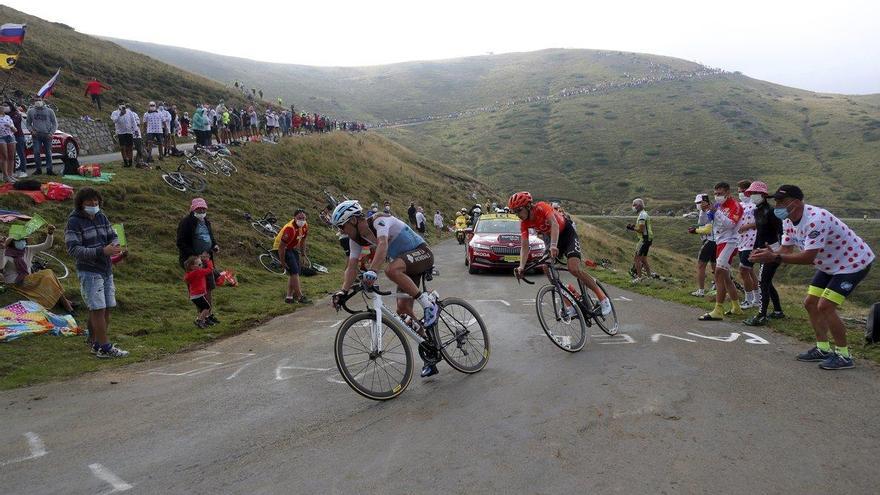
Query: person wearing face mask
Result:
<box><xmin>176</xmin><ymin>198</ymin><xmax>221</xmax><ymax>325</ymax></box>
<box><xmin>415</xmin><ymin>206</ymin><xmax>427</xmax><ymax>234</ymax></box>
<box><xmin>698</xmin><ymin>182</ymin><xmax>744</xmax><ymax>321</ymax></box>
<box><xmin>735</xmin><ymin>180</ymin><xmax>760</xmax><ymax>309</ymax></box>
<box><xmin>26</xmin><ymin>95</ymin><xmax>58</xmax><ymax>175</ymax></box>
<box><xmin>110</xmin><ymin>100</ymin><xmax>138</xmax><ymax>167</ymax></box>
<box><xmin>626</xmin><ymin>198</ymin><xmax>653</xmax><ymax>282</ymax></box>
<box><xmin>8</xmin><ymin>103</ymin><xmax>27</xmax><ymax>178</ymax></box>
<box><xmin>751</xmin><ymin>185</ymin><xmax>875</xmax><ymax>370</ymax></box>
<box><xmin>742</xmin><ymin>181</ymin><xmax>784</xmax><ymax>326</ymax></box>
<box><xmin>141</xmin><ymin>101</ymin><xmax>165</xmax><ymax>163</ymax></box>
<box><xmin>0</xmin><ymin>225</ymin><xmax>77</xmax><ymax>313</ymax></box>
<box><xmin>65</xmin><ymin>187</ymin><xmax>128</xmax><ymax>358</ymax></box>
<box><xmin>0</xmin><ymin>101</ymin><xmax>18</xmax><ymax>182</ymax></box>
<box><xmin>273</xmin><ymin>209</ymin><xmax>311</xmax><ymax>304</ymax></box>
<box><xmin>688</xmin><ymin>194</ymin><xmax>717</xmax><ymax>297</ymax></box>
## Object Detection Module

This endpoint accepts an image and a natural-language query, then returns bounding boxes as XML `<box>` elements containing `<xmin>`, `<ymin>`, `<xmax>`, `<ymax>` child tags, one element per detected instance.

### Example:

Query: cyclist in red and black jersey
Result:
<box><xmin>509</xmin><ymin>192</ymin><xmax>612</xmax><ymax>316</ymax></box>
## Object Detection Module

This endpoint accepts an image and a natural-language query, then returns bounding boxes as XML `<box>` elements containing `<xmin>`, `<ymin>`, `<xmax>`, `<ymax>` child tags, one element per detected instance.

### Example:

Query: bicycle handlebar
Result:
<box><xmin>335</xmin><ymin>281</ymin><xmax>392</xmax><ymax>314</ymax></box>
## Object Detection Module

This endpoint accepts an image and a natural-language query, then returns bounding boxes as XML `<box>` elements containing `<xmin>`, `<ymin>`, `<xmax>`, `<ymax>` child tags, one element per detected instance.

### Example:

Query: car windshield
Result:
<box><xmin>475</xmin><ymin>219</ymin><xmax>520</xmax><ymax>234</ymax></box>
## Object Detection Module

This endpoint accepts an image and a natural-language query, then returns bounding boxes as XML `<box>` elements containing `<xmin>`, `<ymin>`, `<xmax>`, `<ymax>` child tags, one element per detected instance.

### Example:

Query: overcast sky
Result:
<box><xmin>7</xmin><ymin>0</ymin><xmax>879</xmax><ymax>94</ymax></box>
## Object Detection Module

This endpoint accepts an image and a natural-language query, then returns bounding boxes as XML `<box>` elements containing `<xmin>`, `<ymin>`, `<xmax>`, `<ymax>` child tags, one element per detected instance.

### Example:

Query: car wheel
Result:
<box><xmin>464</xmin><ymin>255</ymin><xmax>469</xmax><ymax>266</ymax></box>
<box><xmin>468</xmin><ymin>264</ymin><xmax>479</xmax><ymax>275</ymax></box>
<box><xmin>65</xmin><ymin>139</ymin><xmax>78</xmax><ymax>159</ymax></box>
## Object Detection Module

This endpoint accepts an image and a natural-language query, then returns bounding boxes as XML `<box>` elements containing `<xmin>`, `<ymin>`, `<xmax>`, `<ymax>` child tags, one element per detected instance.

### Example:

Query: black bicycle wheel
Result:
<box><xmin>162</xmin><ymin>173</ymin><xmax>187</xmax><ymax>192</ymax></box>
<box><xmin>535</xmin><ymin>284</ymin><xmax>587</xmax><ymax>352</ymax></box>
<box><xmin>216</xmin><ymin>158</ymin><xmax>236</xmax><ymax>175</ymax></box>
<box><xmin>179</xmin><ymin>172</ymin><xmax>207</xmax><ymax>192</ymax></box>
<box><xmin>582</xmin><ymin>280</ymin><xmax>619</xmax><ymax>336</ymax></box>
<box><xmin>433</xmin><ymin>298</ymin><xmax>490</xmax><ymax>373</ymax></box>
<box><xmin>259</xmin><ymin>252</ymin><xmax>286</xmax><ymax>275</ymax></box>
<box><xmin>334</xmin><ymin>312</ymin><xmax>413</xmax><ymax>401</ymax></box>
<box><xmin>252</xmin><ymin>221</ymin><xmax>276</xmax><ymax>238</ymax></box>
<box><xmin>186</xmin><ymin>157</ymin><xmax>208</xmax><ymax>175</ymax></box>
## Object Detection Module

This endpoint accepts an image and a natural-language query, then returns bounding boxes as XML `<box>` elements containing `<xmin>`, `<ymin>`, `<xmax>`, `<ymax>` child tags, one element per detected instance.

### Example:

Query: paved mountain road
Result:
<box><xmin>2</xmin><ymin>240</ymin><xmax>878</xmax><ymax>494</ymax></box>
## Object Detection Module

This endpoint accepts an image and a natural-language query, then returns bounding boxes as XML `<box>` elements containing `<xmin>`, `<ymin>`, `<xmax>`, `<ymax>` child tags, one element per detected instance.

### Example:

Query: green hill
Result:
<box><xmin>380</xmin><ymin>74</ymin><xmax>880</xmax><ymax>215</ymax></box>
<box><xmin>0</xmin><ymin>5</ymin><xmax>252</xmax><ymax>117</ymax></box>
<box><xmin>101</xmin><ymin>39</ymin><xmax>880</xmax><ymax>214</ymax></box>
<box><xmin>0</xmin><ymin>132</ymin><xmax>488</xmax><ymax>389</ymax></box>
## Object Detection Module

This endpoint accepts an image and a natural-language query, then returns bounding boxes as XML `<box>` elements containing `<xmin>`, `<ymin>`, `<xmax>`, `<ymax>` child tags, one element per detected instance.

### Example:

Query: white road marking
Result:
<box><xmin>143</xmin><ymin>351</ymin><xmax>257</xmax><ymax>377</ymax></box>
<box><xmin>651</xmin><ymin>333</ymin><xmax>697</xmax><ymax>343</ymax></box>
<box><xmin>595</xmin><ymin>333</ymin><xmax>636</xmax><ymax>344</ymax></box>
<box><xmin>315</xmin><ymin>320</ymin><xmax>343</xmax><ymax>328</ymax></box>
<box><xmin>613</xmin><ymin>296</ymin><xmax>632</xmax><ymax>302</ymax></box>
<box><xmin>742</xmin><ymin>332</ymin><xmax>771</xmax><ymax>344</ymax></box>
<box><xmin>473</xmin><ymin>299</ymin><xmax>511</xmax><ymax>306</ymax></box>
<box><xmin>224</xmin><ymin>354</ymin><xmax>275</xmax><ymax>380</ymax></box>
<box><xmin>89</xmin><ymin>463</ymin><xmax>133</xmax><ymax>493</ymax></box>
<box><xmin>275</xmin><ymin>358</ymin><xmax>333</xmax><ymax>381</ymax></box>
<box><xmin>0</xmin><ymin>432</ymin><xmax>47</xmax><ymax>467</ymax></box>
<box><xmin>686</xmin><ymin>331</ymin><xmax>740</xmax><ymax>342</ymax></box>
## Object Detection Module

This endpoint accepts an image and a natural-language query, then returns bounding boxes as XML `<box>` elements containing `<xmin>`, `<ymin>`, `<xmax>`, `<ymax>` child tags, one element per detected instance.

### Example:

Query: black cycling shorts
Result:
<box><xmin>808</xmin><ymin>264</ymin><xmax>872</xmax><ymax>305</ymax></box>
<box><xmin>397</xmin><ymin>244</ymin><xmax>434</xmax><ymax>292</ymax></box>
<box><xmin>117</xmin><ymin>134</ymin><xmax>133</xmax><ymax>146</ymax></box>
<box><xmin>543</xmin><ymin>220</ymin><xmax>581</xmax><ymax>259</ymax></box>
<box><xmin>636</xmin><ymin>239</ymin><xmax>652</xmax><ymax>257</ymax></box>
<box><xmin>739</xmin><ymin>249</ymin><xmax>754</xmax><ymax>268</ymax></box>
<box><xmin>698</xmin><ymin>240</ymin><xmax>717</xmax><ymax>263</ymax></box>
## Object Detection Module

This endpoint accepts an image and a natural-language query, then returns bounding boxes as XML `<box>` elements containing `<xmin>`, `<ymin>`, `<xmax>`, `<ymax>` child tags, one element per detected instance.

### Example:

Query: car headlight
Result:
<box><xmin>472</xmin><ymin>242</ymin><xmax>492</xmax><ymax>250</ymax></box>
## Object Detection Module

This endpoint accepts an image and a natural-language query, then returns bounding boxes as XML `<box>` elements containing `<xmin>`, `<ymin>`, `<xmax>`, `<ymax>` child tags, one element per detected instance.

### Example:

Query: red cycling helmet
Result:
<box><xmin>508</xmin><ymin>191</ymin><xmax>533</xmax><ymax>209</ymax></box>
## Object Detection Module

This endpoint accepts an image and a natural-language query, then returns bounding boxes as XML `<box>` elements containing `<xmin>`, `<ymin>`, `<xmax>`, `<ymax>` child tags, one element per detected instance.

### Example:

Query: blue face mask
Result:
<box><xmin>773</xmin><ymin>207</ymin><xmax>789</xmax><ymax>220</ymax></box>
<box><xmin>84</xmin><ymin>205</ymin><xmax>100</xmax><ymax>215</ymax></box>
<box><xmin>13</xmin><ymin>240</ymin><xmax>26</xmax><ymax>250</ymax></box>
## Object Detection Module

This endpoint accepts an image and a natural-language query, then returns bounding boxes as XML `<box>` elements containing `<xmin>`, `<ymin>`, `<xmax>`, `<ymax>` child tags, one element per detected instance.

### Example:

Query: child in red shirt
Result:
<box><xmin>184</xmin><ymin>254</ymin><xmax>214</xmax><ymax>328</ymax></box>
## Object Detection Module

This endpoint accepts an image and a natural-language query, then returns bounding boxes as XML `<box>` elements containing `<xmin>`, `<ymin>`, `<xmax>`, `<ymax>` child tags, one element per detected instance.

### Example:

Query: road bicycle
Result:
<box><xmin>255</xmin><ymin>243</ymin><xmax>285</xmax><ymax>275</ymax></box>
<box><xmin>159</xmin><ymin>164</ymin><xmax>207</xmax><ymax>193</ymax></box>
<box><xmin>185</xmin><ymin>147</ymin><xmax>237</xmax><ymax>176</ymax></box>
<box><xmin>246</xmin><ymin>211</ymin><xmax>279</xmax><ymax>238</ymax></box>
<box><xmin>31</xmin><ymin>252</ymin><xmax>69</xmax><ymax>280</ymax></box>
<box><xmin>519</xmin><ymin>253</ymin><xmax>619</xmax><ymax>352</ymax></box>
<box><xmin>333</xmin><ymin>270</ymin><xmax>490</xmax><ymax>400</ymax></box>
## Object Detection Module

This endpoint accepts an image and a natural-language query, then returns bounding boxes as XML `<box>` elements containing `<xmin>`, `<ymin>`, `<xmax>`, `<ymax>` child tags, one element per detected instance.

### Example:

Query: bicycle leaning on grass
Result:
<box><xmin>518</xmin><ymin>253</ymin><xmax>619</xmax><ymax>352</ymax></box>
<box><xmin>332</xmin><ymin>270</ymin><xmax>490</xmax><ymax>401</ymax></box>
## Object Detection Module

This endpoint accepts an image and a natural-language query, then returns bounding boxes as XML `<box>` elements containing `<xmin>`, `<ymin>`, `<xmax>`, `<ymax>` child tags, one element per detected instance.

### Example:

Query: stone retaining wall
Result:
<box><xmin>57</xmin><ymin>117</ymin><xmax>117</xmax><ymax>156</ymax></box>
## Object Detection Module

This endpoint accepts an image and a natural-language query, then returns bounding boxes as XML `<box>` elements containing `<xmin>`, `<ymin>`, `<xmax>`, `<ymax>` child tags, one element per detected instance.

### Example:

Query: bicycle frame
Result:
<box><xmin>521</xmin><ymin>255</ymin><xmax>597</xmax><ymax>321</ymax></box>
<box><xmin>363</xmin><ymin>289</ymin><xmax>426</xmax><ymax>354</ymax></box>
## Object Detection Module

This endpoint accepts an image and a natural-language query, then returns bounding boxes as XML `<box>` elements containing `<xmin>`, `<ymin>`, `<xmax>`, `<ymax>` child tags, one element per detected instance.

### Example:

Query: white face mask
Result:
<box><xmin>194</xmin><ymin>212</ymin><xmax>207</xmax><ymax>220</ymax></box>
<box><xmin>714</xmin><ymin>195</ymin><xmax>726</xmax><ymax>204</ymax></box>
<box><xmin>738</xmin><ymin>192</ymin><xmax>747</xmax><ymax>202</ymax></box>
<box><xmin>13</xmin><ymin>240</ymin><xmax>26</xmax><ymax>250</ymax></box>
<box><xmin>751</xmin><ymin>195</ymin><xmax>765</xmax><ymax>205</ymax></box>
<box><xmin>295</xmin><ymin>219</ymin><xmax>306</xmax><ymax>227</ymax></box>
<box><xmin>695</xmin><ymin>204</ymin><xmax>702</xmax><ymax>211</ymax></box>
<box><xmin>35</xmin><ymin>101</ymin><xmax>44</xmax><ymax>108</ymax></box>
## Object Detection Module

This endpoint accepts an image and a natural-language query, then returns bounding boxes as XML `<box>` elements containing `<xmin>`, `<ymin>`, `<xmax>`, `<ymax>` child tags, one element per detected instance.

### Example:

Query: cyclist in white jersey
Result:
<box><xmin>330</xmin><ymin>200</ymin><xmax>441</xmax><ymax>377</ymax></box>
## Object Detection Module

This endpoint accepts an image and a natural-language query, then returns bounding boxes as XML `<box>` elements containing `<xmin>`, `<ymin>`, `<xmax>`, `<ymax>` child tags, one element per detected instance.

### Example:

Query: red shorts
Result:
<box><xmin>715</xmin><ymin>242</ymin><xmax>738</xmax><ymax>270</ymax></box>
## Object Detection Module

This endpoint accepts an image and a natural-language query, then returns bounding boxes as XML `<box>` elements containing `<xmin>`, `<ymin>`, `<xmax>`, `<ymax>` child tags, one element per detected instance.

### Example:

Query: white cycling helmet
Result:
<box><xmin>331</xmin><ymin>200</ymin><xmax>363</xmax><ymax>227</ymax></box>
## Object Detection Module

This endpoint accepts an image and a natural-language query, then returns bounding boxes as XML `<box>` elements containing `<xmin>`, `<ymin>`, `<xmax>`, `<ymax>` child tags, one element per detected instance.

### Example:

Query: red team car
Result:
<box><xmin>465</xmin><ymin>213</ymin><xmax>545</xmax><ymax>274</ymax></box>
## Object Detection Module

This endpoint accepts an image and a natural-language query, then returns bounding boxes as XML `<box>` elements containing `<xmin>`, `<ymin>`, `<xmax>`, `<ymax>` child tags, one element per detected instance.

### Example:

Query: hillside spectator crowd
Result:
<box><xmin>375</xmin><ymin>61</ymin><xmax>726</xmax><ymax>128</ymax></box>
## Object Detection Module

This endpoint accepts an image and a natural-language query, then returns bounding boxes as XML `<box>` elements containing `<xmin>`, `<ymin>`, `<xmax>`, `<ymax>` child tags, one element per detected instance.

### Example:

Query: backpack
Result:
<box><xmin>867</xmin><ymin>302</ymin><xmax>880</xmax><ymax>344</ymax></box>
<box><xmin>63</xmin><ymin>156</ymin><xmax>80</xmax><ymax>176</ymax></box>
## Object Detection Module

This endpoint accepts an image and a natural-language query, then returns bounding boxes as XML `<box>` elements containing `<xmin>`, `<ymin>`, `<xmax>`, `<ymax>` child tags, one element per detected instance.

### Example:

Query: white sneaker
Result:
<box><xmin>739</xmin><ymin>300</ymin><xmax>754</xmax><ymax>310</ymax></box>
<box><xmin>95</xmin><ymin>344</ymin><xmax>130</xmax><ymax>359</ymax></box>
<box><xmin>600</xmin><ymin>298</ymin><xmax>613</xmax><ymax>316</ymax></box>
<box><xmin>630</xmin><ymin>277</ymin><xmax>642</xmax><ymax>284</ymax></box>
<box><xmin>691</xmin><ymin>289</ymin><xmax>705</xmax><ymax>297</ymax></box>
<box><xmin>15</xmin><ymin>171</ymin><xmax>28</xmax><ymax>178</ymax></box>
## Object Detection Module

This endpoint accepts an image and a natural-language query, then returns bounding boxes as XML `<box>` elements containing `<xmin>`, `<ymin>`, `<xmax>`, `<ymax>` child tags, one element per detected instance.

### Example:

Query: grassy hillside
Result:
<box><xmin>0</xmin><ymin>132</ymin><xmax>489</xmax><ymax>389</ymax></box>
<box><xmin>0</xmin><ymin>5</ymin><xmax>252</xmax><ymax>117</ymax></box>
<box><xmin>381</xmin><ymin>74</ymin><xmax>880</xmax><ymax>215</ymax></box>
<box><xmin>105</xmin><ymin>41</ymin><xmax>705</xmax><ymax>122</ymax></box>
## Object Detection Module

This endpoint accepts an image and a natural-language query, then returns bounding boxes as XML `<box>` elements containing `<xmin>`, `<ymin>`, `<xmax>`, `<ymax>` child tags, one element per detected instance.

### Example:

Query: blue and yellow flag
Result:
<box><xmin>0</xmin><ymin>53</ymin><xmax>18</xmax><ymax>70</ymax></box>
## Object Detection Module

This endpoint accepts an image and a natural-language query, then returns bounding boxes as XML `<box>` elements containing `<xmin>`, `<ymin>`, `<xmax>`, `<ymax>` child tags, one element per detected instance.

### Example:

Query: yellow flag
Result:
<box><xmin>0</xmin><ymin>53</ymin><xmax>18</xmax><ymax>70</ymax></box>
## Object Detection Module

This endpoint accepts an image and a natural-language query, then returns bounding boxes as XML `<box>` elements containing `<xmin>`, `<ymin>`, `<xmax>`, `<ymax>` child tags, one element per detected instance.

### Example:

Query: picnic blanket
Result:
<box><xmin>0</xmin><ymin>300</ymin><xmax>81</xmax><ymax>343</ymax></box>
<box><xmin>62</xmin><ymin>172</ymin><xmax>115</xmax><ymax>183</ymax></box>
<box><xmin>0</xmin><ymin>183</ymin><xmax>46</xmax><ymax>204</ymax></box>
<box><xmin>0</xmin><ymin>210</ymin><xmax>31</xmax><ymax>223</ymax></box>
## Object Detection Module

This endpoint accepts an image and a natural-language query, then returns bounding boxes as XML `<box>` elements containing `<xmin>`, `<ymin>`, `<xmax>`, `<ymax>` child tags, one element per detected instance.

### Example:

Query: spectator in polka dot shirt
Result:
<box><xmin>751</xmin><ymin>185</ymin><xmax>875</xmax><ymax>370</ymax></box>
